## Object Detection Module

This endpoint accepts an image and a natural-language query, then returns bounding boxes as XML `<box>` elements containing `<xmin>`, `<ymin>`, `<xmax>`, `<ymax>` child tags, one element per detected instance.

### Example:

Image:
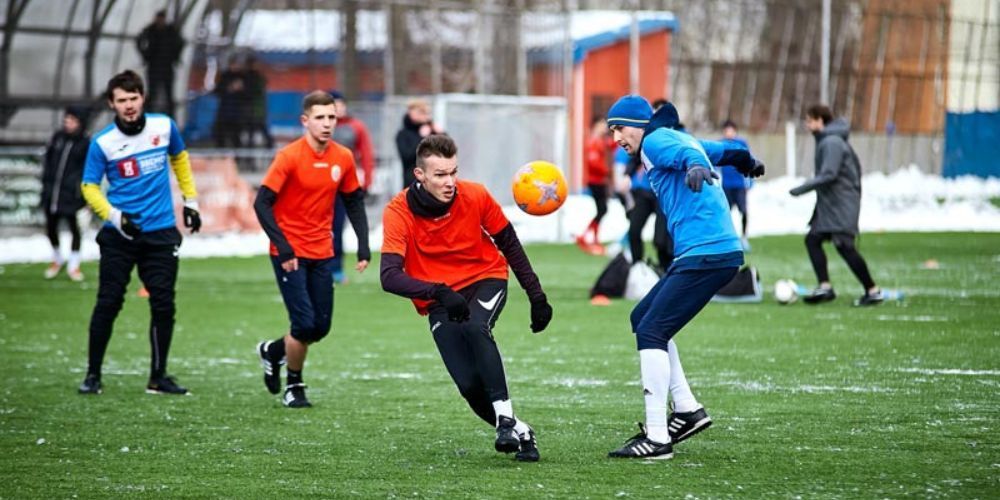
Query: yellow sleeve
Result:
<box><xmin>169</xmin><ymin>150</ymin><xmax>198</xmax><ymax>200</ymax></box>
<box><xmin>81</xmin><ymin>183</ymin><xmax>112</xmax><ymax>220</ymax></box>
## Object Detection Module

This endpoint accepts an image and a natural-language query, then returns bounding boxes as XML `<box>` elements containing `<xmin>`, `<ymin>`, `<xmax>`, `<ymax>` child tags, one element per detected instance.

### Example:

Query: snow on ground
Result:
<box><xmin>2</xmin><ymin>167</ymin><xmax>999</xmax><ymax>264</ymax></box>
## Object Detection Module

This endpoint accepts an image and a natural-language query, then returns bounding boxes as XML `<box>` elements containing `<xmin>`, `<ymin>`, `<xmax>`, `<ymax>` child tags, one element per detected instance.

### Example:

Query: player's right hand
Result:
<box><xmin>109</xmin><ymin>208</ymin><xmax>142</xmax><ymax>240</ymax></box>
<box><xmin>685</xmin><ymin>166</ymin><xmax>719</xmax><ymax>193</ymax></box>
<box><xmin>433</xmin><ymin>285</ymin><xmax>470</xmax><ymax>323</ymax></box>
<box><xmin>281</xmin><ymin>257</ymin><xmax>299</xmax><ymax>272</ymax></box>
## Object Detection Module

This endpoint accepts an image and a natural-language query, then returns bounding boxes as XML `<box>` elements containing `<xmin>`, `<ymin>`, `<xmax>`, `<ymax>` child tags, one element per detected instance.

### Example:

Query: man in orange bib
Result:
<box><xmin>380</xmin><ymin>135</ymin><xmax>553</xmax><ymax>462</ymax></box>
<box><xmin>253</xmin><ymin>90</ymin><xmax>370</xmax><ymax>408</ymax></box>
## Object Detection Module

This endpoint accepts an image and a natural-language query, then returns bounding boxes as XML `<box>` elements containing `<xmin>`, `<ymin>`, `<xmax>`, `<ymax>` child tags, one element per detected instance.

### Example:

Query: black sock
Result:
<box><xmin>268</xmin><ymin>337</ymin><xmax>286</xmax><ymax>360</ymax></box>
<box><xmin>288</xmin><ymin>369</ymin><xmax>303</xmax><ymax>386</ymax></box>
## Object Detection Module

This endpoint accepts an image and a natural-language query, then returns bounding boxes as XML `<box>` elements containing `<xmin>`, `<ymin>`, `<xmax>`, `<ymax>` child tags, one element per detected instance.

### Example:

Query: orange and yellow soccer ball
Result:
<box><xmin>512</xmin><ymin>161</ymin><xmax>568</xmax><ymax>216</ymax></box>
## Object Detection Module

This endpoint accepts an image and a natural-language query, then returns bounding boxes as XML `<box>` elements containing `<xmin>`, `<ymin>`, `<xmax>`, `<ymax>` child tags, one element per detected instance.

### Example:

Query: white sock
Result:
<box><xmin>667</xmin><ymin>340</ymin><xmax>700</xmax><ymax>413</ymax></box>
<box><xmin>68</xmin><ymin>251</ymin><xmax>81</xmax><ymax>271</ymax></box>
<box><xmin>513</xmin><ymin>419</ymin><xmax>531</xmax><ymax>438</ymax></box>
<box><xmin>51</xmin><ymin>249</ymin><xmax>63</xmax><ymax>265</ymax></box>
<box><xmin>639</xmin><ymin>349</ymin><xmax>671</xmax><ymax>444</ymax></box>
<box><xmin>492</xmin><ymin>399</ymin><xmax>513</xmax><ymax>426</ymax></box>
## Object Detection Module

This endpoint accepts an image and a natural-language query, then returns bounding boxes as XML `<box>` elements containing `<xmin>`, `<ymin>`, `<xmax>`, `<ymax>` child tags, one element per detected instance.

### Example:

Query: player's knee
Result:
<box><xmin>290</xmin><ymin>325</ymin><xmax>329</xmax><ymax>344</ymax></box>
<box><xmin>95</xmin><ymin>292</ymin><xmax>125</xmax><ymax>314</ymax></box>
<box><xmin>629</xmin><ymin>309</ymin><xmax>645</xmax><ymax>333</ymax></box>
<box><xmin>635</xmin><ymin>328</ymin><xmax>671</xmax><ymax>351</ymax></box>
<box><xmin>805</xmin><ymin>233</ymin><xmax>822</xmax><ymax>246</ymax></box>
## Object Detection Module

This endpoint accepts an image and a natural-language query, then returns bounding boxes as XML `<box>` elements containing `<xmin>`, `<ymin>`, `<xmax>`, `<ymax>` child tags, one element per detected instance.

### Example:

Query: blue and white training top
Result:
<box><xmin>640</xmin><ymin>128</ymin><xmax>745</xmax><ymax>260</ymax></box>
<box><xmin>82</xmin><ymin>114</ymin><xmax>186</xmax><ymax>232</ymax></box>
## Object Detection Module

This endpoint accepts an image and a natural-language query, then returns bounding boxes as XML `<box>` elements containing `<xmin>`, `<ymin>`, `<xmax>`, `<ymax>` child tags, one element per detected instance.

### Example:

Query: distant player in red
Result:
<box><xmin>253</xmin><ymin>90</ymin><xmax>371</xmax><ymax>408</ymax></box>
<box><xmin>577</xmin><ymin>116</ymin><xmax>611</xmax><ymax>255</ymax></box>
<box><xmin>380</xmin><ymin>135</ymin><xmax>553</xmax><ymax>462</ymax></box>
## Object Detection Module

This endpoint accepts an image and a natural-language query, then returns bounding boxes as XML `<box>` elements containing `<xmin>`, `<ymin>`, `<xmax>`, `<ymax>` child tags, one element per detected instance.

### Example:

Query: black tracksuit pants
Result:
<box><xmin>87</xmin><ymin>227</ymin><xmax>181</xmax><ymax>379</ymax></box>
<box><xmin>427</xmin><ymin>278</ymin><xmax>510</xmax><ymax>426</ymax></box>
<box><xmin>628</xmin><ymin>188</ymin><xmax>673</xmax><ymax>269</ymax></box>
<box><xmin>805</xmin><ymin>231</ymin><xmax>876</xmax><ymax>290</ymax></box>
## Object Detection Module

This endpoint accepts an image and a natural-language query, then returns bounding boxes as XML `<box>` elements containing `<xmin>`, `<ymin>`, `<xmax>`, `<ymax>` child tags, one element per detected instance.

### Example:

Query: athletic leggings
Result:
<box><xmin>587</xmin><ymin>183</ymin><xmax>608</xmax><ymax>225</ymax></box>
<box><xmin>45</xmin><ymin>212</ymin><xmax>81</xmax><ymax>252</ymax></box>
<box><xmin>427</xmin><ymin>278</ymin><xmax>509</xmax><ymax>426</ymax></box>
<box><xmin>805</xmin><ymin>231</ymin><xmax>876</xmax><ymax>290</ymax></box>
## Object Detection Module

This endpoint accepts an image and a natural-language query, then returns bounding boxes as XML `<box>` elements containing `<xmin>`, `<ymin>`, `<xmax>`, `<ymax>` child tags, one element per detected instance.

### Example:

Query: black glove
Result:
<box><xmin>183</xmin><ymin>206</ymin><xmax>202</xmax><ymax>233</ymax></box>
<box><xmin>121</xmin><ymin>212</ymin><xmax>142</xmax><ymax>238</ymax></box>
<box><xmin>685</xmin><ymin>166</ymin><xmax>719</xmax><ymax>193</ymax></box>
<box><xmin>433</xmin><ymin>285</ymin><xmax>470</xmax><ymax>323</ymax></box>
<box><xmin>738</xmin><ymin>159</ymin><xmax>766</xmax><ymax>178</ymax></box>
<box><xmin>529</xmin><ymin>295</ymin><xmax>553</xmax><ymax>334</ymax></box>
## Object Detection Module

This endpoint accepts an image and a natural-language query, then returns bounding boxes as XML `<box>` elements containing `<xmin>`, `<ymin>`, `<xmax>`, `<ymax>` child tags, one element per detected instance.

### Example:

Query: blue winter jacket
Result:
<box><xmin>638</xmin><ymin>104</ymin><xmax>757</xmax><ymax>261</ymax></box>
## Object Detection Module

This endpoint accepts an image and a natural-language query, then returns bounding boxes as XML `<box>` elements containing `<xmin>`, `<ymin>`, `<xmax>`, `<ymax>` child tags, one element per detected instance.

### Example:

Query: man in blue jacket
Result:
<box><xmin>718</xmin><ymin>119</ymin><xmax>752</xmax><ymax>250</ymax></box>
<box><xmin>605</xmin><ymin>96</ymin><xmax>764</xmax><ymax>460</ymax></box>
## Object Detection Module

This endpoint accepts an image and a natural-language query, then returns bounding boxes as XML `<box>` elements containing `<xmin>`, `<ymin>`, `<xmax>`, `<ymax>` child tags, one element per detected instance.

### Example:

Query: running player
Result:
<box><xmin>254</xmin><ymin>90</ymin><xmax>371</xmax><ymax>408</ymax></box>
<box><xmin>380</xmin><ymin>134</ymin><xmax>553</xmax><ymax>461</ymax></box>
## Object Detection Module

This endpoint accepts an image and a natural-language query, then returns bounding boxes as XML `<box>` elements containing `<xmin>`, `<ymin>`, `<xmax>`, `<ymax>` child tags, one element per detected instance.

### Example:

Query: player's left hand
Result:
<box><xmin>356</xmin><ymin>260</ymin><xmax>369</xmax><ymax>273</ymax></box>
<box><xmin>183</xmin><ymin>199</ymin><xmax>202</xmax><ymax>234</ymax></box>
<box><xmin>529</xmin><ymin>296</ymin><xmax>553</xmax><ymax>334</ymax></box>
<box><xmin>685</xmin><ymin>166</ymin><xmax>719</xmax><ymax>193</ymax></box>
<box><xmin>738</xmin><ymin>159</ymin><xmax>766</xmax><ymax>178</ymax></box>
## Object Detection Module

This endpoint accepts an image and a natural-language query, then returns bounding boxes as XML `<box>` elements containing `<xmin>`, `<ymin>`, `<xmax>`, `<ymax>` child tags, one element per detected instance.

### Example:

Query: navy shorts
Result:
<box><xmin>630</xmin><ymin>252</ymin><xmax>742</xmax><ymax>350</ymax></box>
<box><xmin>271</xmin><ymin>256</ymin><xmax>335</xmax><ymax>343</ymax></box>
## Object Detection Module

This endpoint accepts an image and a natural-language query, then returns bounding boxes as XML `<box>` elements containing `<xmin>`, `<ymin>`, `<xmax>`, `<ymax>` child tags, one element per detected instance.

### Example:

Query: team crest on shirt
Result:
<box><xmin>151</xmin><ymin>135</ymin><xmax>160</xmax><ymax>146</ymax></box>
<box><xmin>117</xmin><ymin>158</ymin><xmax>140</xmax><ymax>178</ymax></box>
<box><xmin>331</xmin><ymin>165</ymin><xmax>342</xmax><ymax>182</ymax></box>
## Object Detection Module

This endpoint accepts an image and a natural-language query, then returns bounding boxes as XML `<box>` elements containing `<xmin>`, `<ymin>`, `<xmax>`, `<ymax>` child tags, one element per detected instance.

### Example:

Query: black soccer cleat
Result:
<box><xmin>78</xmin><ymin>373</ymin><xmax>102</xmax><ymax>395</ymax></box>
<box><xmin>515</xmin><ymin>428</ymin><xmax>540</xmax><ymax>462</ymax></box>
<box><xmin>146</xmin><ymin>375</ymin><xmax>189</xmax><ymax>395</ymax></box>
<box><xmin>803</xmin><ymin>287</ymin><xmax>836</xmax><ymax>304</ymax></box>
<box><xmin>257</xmin><ymin>340</ymin><xmax>284</xmax><ymax>395</ymax></box>
<box><xmin>282</xmin><ymin>383</ymin><xmax>312</xmax><ymax>408</ymax></box>
<box><xmin>854</xmin><ymin>289</ymin><xmax>885</xmax><ymax>307</ymax></box>
<box><xmin>668</xmin><ymin>407</ymin><xmax>713</xmax><ymax>444</ymax></box>
<box><xmin>608</xmin><ymin>423</ymin><xmax>673</xmax><ymax>460</ymax></box>
<box><xmin>495</xmin><ymin>416</ymin><xmax>520</xmax><ymax>453</ymax></box>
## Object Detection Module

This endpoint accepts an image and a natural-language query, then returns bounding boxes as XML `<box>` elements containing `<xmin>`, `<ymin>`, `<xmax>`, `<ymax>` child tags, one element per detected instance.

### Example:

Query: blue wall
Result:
<box><xmin>943</xmin><ymin>111</ymin><xmax>1000</xmax><ymax>178</ymax></box>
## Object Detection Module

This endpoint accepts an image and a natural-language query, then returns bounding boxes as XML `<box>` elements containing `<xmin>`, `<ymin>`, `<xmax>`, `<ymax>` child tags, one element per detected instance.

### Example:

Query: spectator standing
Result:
<box><xmin>41</xmin><ymin>106</ymin><xmax>90</xmax><ymax>281</ymax></box>
<box><xmin>136</xmin><ymin>10</ymin><xmax>184</xmax><ymax>116</ymax></box>
<box><xmin>395</xmin><ymin>99</ymin><xmax>441</xmax><ymax>189</ymax></box>
<box><xmin>243</xmin><ymin>55</ymin><xmax>274</xmax><ymax>148</ymax></box>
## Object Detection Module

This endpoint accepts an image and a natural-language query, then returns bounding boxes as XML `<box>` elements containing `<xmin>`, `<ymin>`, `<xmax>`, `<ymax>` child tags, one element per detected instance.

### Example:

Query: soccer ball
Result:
<box><xmin>773</xmin><ymin>279</ymin><xmax>799</xmax><ymax>304</ymax></box>
<box><xmin>512</xmin><ymin>161</ymin><xmax>568</xmax><ymax>216</ymax></box>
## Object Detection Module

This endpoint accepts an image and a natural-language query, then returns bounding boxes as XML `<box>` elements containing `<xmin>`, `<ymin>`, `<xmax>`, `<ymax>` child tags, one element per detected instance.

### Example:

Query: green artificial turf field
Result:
<box><xmin>1</xmin><ymin>233</ymin><xmax>997</xmax><ymax>498</ymax></box>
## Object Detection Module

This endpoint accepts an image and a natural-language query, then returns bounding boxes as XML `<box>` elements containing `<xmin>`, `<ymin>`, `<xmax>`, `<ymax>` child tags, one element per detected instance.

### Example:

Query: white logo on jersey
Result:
<box><xmin>331</xmin><ymin>165</ymin><xmax>342</xmax><ymax>182</ymax></box>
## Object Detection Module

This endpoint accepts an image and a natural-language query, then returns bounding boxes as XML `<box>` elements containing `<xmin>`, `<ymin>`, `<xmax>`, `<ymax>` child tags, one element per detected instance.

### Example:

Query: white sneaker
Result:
<box><xmin>67</xmin><ymin>267</ymin><xmax>84</xmax><ymax>282</ymax></box>
<box><xmin>44</xmin><ymin>262</ymin><xmax>62</xmax><ymax>279</ymax></box>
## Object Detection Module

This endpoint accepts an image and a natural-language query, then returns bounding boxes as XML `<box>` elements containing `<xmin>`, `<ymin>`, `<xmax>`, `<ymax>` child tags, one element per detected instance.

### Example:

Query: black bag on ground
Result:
<box><xmin>590</xmin><ymin>252</ymin><xmax>631</xmax><ymax>298</ymax></box>
<box><xmin>712</xmin><ymin>265</ymin><xmax>762</xmax><ymax>303</ymax></box>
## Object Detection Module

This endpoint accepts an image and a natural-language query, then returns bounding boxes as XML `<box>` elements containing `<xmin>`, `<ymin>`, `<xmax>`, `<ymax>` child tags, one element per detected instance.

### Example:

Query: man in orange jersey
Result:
<box><xmin>380</xmin><ymin>135</ymin><xmax>553</xmax><ymax>462</ymax></box>
<box><xmin>253</xmin><ymin>90</ymin><xmax>370</xmax><ymax>408</ymax></box>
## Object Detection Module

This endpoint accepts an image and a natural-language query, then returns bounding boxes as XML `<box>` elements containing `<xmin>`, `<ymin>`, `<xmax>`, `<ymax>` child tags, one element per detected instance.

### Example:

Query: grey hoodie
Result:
<box><xmin>790</xmin><ymin>118</ymin><xmax>862</xmax><ymax>235</ymax></box>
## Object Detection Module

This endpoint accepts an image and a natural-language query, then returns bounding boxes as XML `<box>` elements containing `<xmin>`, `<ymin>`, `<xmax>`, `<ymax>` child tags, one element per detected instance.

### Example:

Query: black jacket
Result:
<box><xmin>790</xmin><ymin>119</ymin><xmax>862</xmax><ymax>235</ymax></box>
<box><xmin>41</xmin><ymin>130</ymin><xmax>89</xmax><ymax>215</ymax></box>
<box><xmin>395</xmin><ymin>114</ymin><xmax>425</xmax><ymax>187</ymax></box>
<box><xmin>136</xmin><ymin>23</ymin><xmax>184</xmax><ymax>71</ymax></box>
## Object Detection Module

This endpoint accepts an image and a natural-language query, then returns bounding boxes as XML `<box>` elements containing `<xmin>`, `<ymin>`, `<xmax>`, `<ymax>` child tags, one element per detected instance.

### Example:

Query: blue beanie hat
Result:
<box><xmin>606</xmin><ymin>95</ymin><xmax>653</xmax><ymax>128</ymax></box>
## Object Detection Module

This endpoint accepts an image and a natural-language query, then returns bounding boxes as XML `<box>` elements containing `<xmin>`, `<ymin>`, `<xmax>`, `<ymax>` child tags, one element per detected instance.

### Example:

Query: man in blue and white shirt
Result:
<box><xmin>605</xmin><ymin>96</ymin><xmax>764</xmax><ymax>460</ymax></box>
<box><xmin>78</xmin><ymin>70</ymin><xmax>201</xmax><ymax>396</ymax></box>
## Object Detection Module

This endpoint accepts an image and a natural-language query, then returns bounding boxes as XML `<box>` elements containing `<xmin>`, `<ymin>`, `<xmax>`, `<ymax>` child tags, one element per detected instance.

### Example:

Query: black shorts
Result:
<box><xmin>271</xmin><ymin>256</ymin><xmax>335</xmax><ymax>343</ymax></box>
